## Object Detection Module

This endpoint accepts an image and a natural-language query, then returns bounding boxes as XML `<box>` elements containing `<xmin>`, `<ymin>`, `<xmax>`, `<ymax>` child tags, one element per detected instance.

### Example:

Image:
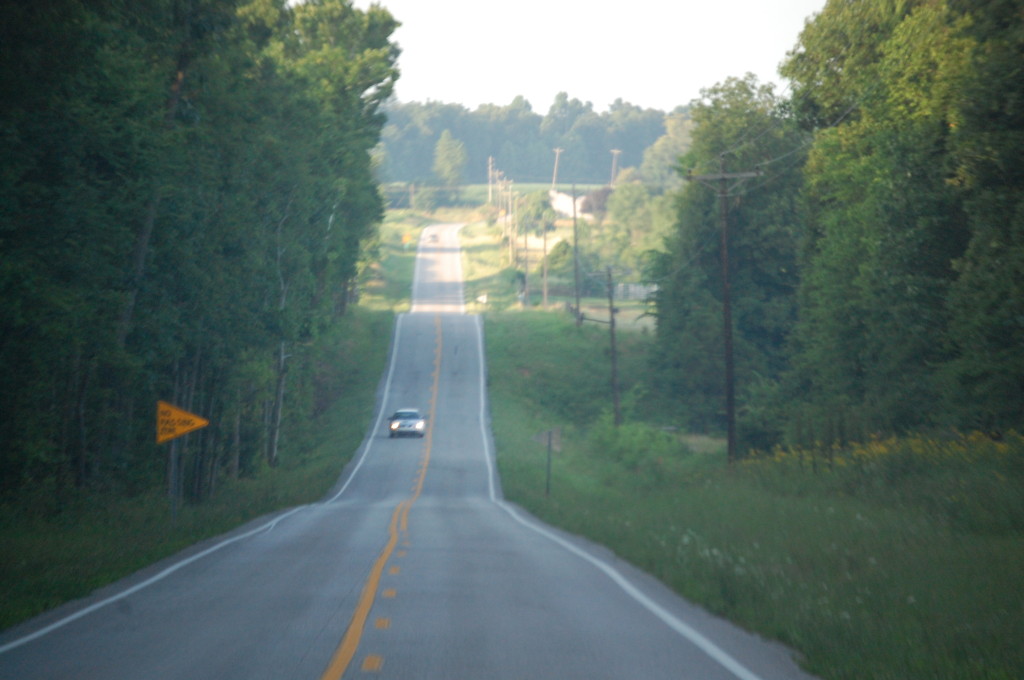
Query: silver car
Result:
<box><xmin>388</xmin><ymin>408</ymin><xmax>426</xmax><ymax>438</ymax></box>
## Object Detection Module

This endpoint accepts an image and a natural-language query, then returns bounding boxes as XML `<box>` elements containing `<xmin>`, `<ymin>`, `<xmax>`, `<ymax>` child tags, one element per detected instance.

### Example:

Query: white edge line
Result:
<box><xmin>474</xmin><ymin>314</ymin><xmax>497</xmax><ymax>502</ymax></box>
<box><xmin>0</xmin><ymin>506</ymin><xmax>304</xmax><ymax>655</ymax></box>
<box><xmin>325</xmin><ymin>312</ymin><xmax>404</xmax><ymax>504</ymax></box>
<box><xmin>5</xmin><ymin>227</ymin><xmax>763</xmax><ymax>680</ymax></box>
<box><xmin>454</xmin><ymin>224</ymin><xmax>466</xmax><ymax>315</ymax></box>
<box><xmin>471</xmin><ymin>308</ymin><xmax>764</xmax><ymax>680</ymax></box>
<box><xmin>493</xmin><ymin>502</ymin><xmax>765</xmax><ymax>680</ymax></box>
<box><xmin>1</xmin><ymin>313</ymin><xmax>411</xmax><ymax>656</ymax></box>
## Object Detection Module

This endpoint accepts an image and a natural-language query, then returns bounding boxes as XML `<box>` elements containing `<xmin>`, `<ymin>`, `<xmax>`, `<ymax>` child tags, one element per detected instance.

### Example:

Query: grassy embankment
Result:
<box><xmin>0</xmin><ymin>214</ymin><xmax>430</xmax><ymax>631</ymax></box>
<box><xmin>461</xmin><ymin>218</ymin><xmax>1024</xmax><ymax>680</ymax></box>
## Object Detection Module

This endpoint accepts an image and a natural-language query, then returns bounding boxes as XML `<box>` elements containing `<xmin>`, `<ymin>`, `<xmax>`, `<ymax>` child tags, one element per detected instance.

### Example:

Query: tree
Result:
<box><xmin>376</xmin><ymin>95</ymin><xmax>667</xmax><ymax>187</ymax></box>
<box><xmin>781</xmin><ymin>0</ymin><xmax>921</xmax><ymax>129</ymax></box>
<box><xmin>639</xmin><ymin>110</ymin><xmax>693</xmax><ymax>191</ymax></box>
<box><xmin>779</xmin><ymin>0</ymin><xmax>1020</xmax><ymax>440</ymax></box>
<box><xmin>0</xmin><ymin>0</ymin><xmax>400</xmax><ymax>503</ymax></box>
<box><xmin>650</xmin><ymin>75</ymin><xmax>806</xmax><ymax>445</ymax></box>
<box><xmin>432</xmin><ymin>129</ymin><xmax>468</xmax><ymax>192</ymax></box>
<box><xmin>942</xmin><ymin>0</ymin><xmax>1024</xmax><ymax>430</ymax></box>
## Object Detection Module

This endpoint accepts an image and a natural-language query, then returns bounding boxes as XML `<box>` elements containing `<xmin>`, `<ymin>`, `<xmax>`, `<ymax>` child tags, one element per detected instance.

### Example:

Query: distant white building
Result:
<box><xmin>548</xmin><ymin>190</ymin><xmax>591</xmax><ymax>220</ymax></box>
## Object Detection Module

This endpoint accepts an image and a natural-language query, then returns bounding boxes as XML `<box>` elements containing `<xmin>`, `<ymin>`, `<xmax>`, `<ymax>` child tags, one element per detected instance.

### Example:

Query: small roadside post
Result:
<box><xmin>533</xmin><ymin>428</ymin><xmax>562</xmax><ymax>496</ymax></box>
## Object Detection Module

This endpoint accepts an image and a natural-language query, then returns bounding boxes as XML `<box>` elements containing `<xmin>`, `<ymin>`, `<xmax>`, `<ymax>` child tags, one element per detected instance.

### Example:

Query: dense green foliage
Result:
<box><xmin>0</xmin><ymin>306</ymin><xmax>393</xmax><ymax>630</ymax></box>
<box><xmin>376</xmin><ymin>95</ymin><xmax>678</xmax><ymax>186</ymax></box>
<box><xmin>0</xmin><ymin>0</ymin><xmax>398</xmax><ymax>507</ymax></box>
<box><xmin>648</xmin><ymin>75</ymin><xmax>808</xmax><ymax>443</ymax></box>
<box><xmin>485</xmin><ymin>311</ymin><xmax>1024</xmax><ymax>680</ymax></box>
<box><xmin>650</xmin><ymin>0</ymin><xmax>1024</xmax><ymax>446</ymax></box>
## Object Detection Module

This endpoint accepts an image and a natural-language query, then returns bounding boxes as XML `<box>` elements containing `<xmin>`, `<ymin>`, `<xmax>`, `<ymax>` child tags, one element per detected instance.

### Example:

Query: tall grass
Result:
<box><xmin>484</xmin><ymin>310</ymin><xmax>1024</xmax><ymax>680</ymax></box>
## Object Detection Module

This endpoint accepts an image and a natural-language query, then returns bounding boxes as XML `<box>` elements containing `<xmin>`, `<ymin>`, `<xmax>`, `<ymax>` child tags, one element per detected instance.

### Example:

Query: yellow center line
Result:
<box><xmin>319</xmin><ymin>314</ymin><xmax>443</xmax><ymax>680</ymax></box>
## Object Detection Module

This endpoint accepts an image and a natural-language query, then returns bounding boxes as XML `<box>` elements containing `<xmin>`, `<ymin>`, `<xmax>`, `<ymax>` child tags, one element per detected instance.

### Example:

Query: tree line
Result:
<box><xmin>647</xmin><ymin>0</ymin><xmax>1023</xmax><ymax>450</ymax></box>
<box><xmin>0</xmin><ymin>0</ymin><xmax>398</xmax><ymax>506</ymax></box>
<box><xmin>375</xmin><ymin>94</ymin><xmax>678</xmax><ymax>187</ymax></box>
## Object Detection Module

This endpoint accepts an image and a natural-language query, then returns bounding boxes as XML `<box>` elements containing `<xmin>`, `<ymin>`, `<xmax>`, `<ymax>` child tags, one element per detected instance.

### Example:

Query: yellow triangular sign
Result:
<box><xmin>157</xmin><ymin>400</ymin><xmax>210</xmax><ymax>444</ymax></box>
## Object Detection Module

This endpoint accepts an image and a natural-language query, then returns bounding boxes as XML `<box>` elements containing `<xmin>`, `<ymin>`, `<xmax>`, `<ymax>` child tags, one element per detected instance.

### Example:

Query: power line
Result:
<box><xmin>685</xmin><ymin>162</ymin><xmax>762</xmax><ymax>466</ymax></box>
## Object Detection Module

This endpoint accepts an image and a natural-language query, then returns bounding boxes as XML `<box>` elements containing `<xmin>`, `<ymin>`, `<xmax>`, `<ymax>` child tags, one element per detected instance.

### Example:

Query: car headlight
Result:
<box><xmin>390</xmin><ymin>421</ymin><xmax>399</xmax><ymax>430</ymax></box>
<box><xmin>415</xmin><ymin>421</ymin><xmax>425</xmax><ymax>430</ymax></box>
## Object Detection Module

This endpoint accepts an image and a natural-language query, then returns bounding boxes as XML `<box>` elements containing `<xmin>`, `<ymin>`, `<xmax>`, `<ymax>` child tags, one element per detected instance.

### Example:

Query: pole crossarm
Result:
<box><xmin>685</xmin><ymin>169</ymin><xmax>762</xmax><ymax>184</ymax></box>
<box><xmin>682</xmin><ymin>164</ymin><xmax>761</xmax><ymax>465</ymax></box>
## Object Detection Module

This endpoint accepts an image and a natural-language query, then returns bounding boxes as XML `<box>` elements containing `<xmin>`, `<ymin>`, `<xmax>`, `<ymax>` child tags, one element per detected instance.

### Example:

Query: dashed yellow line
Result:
<box><xmin>317</xmin><ymin>500</ymin><xmax>406</xmax><ymax>680</ymax></box>
<box><xmin>319</xmin><ymin>315</ymin><xmax>444</xmax><ymax>680</ymax></box>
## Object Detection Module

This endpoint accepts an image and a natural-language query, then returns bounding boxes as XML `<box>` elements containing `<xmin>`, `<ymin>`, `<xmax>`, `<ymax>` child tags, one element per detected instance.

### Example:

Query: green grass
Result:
<box><xmin>359</xmin><ymin>210</ymin><xmax>427</xmax><ymax>311</ymax></box>
<box><xmin>483</xmin><ymin>309</ymin><xmax>1024</xmax><ymax>680</ymax></box>
<box><xmin>0</xmin><ymin>209</ymin><xmax>458</xmax><ymax>632</ymax></box>
<box><xmin>460</xmin><ymin>219</ymin><xmax>524</xmax><ymax>311</ymax></box>
<box><xmin>7</xmin><ymin>209</ymin><xmax>1022</xmax><ymax>680</ymax></box>
<box><xmin>460</xmin><ymin>205</ymin><xmax>1024</xmax><ymax>679</ymax></box>
<box><xmin>0</xmin><ymin>265</ymin><xmax>406</xmax><ymax>631</ymax></box>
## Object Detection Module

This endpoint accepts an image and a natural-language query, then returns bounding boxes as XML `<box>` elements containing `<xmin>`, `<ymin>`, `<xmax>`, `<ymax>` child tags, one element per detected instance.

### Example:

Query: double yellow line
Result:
<box><xmin>320</xmin><ymin>315</ymin><xmax>443</xmax><ymax>680</ymax></box>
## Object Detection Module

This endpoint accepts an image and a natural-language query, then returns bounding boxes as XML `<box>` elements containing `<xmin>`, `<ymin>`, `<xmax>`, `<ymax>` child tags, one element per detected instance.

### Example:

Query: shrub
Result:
<box><xmin>588</xmin><ymin>413</ymin><xmax>691</xmax><ymax>482</ymax></box>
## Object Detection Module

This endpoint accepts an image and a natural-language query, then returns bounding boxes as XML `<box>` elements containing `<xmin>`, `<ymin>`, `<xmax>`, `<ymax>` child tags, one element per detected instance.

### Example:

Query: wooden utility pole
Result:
<box><xmin>505</xmin><ymin>181</ymin><xmax>515</xmax><ymax>264</ymax></box>
<box><xmin>685</xmin><ymin>158</ymin><xmax>761</xmax><ymax>465</ymax></box>
<box><xmin>606</xmin><ymin>266</ymin><xmax>621</xmax><ymax>426</ymax></box>
<box><xmin>521</xmin><ymin>195</ymin><xmax>529</xmax><ymax>307</ymax></box>
<box><xmin>609</xmin><ymin>149</ymin><xmax>622</xmax><ymax>186</ymax></box>
<box><xmin>551</xmin><ymin>148</ymin><xmax>563</xmax><ymax>189</ymax></box>
<box><xmin>542</xmin><ymin>215</ymin><xmax>549</xmax><ymax>308</ymax></box>
<box><xmin>578</xmin><ymin>267</ymin><xmax>622</xmax><ymax>426</ymax></box>
<box><xmin>572</xmin><ymin>184</ymin><xmax>582</xmax><ymax>326</ymax></box>
<box><xmin>488</xmin><ymin>156</ymin><xmax>494</xmax><ymax>204</ymax></box>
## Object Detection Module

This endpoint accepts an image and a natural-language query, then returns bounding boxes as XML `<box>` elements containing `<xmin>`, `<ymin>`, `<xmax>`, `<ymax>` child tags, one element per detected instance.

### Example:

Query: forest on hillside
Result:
<box><xmin>647</xmin><ymin>0</ymin><xmax>1023</xmax><ymax>450</ymax></box>
<box><xmin>375</xmin><ymin>95</ymin><xmax>684</xmax><ymax>187</ymax></box>
<box><xmin>0</xmin><ymin>0</ymin><xmax>398</xmax><ymax>506</ymax></box>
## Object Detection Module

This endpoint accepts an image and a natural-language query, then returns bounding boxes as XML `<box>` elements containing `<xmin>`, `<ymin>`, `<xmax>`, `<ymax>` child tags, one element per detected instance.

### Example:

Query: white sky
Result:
<box><xmin>354</xmin><ymin>0</ymin><xmax>828</xmax><ymax>113</ymax></box>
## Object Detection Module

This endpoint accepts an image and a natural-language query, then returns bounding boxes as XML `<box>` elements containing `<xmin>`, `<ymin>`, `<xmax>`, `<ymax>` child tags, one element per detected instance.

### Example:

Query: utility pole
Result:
<box><xmin>572</xmin><ymin>184</ymin><xmax>581</xmax><ymax>326</ymax></box>
<box><xmin>578</xmin><ymin>267</ymin><xmax>622</xmax><ymax>426</ymax></box>
<box><xmin>606</xmin><ymin>266</ymin><xmax>621</xmax><ymax>426</ymax></box>
<box><xmin>488</xmin><ymin>156</ymin><xmax>494</xmax><ymax>204</ymax></box>
<box><xmin>551</xmin><ymin>147</ymin><xmax>563</xmax><ymax>189</ymax></box>
<box><xmin>542</xmin><ymin>213</ymin><xmax>549</xmax><ymax>308</ymax></box>
<box><xmin>609</xmin><ymin>149</ymin><xmax>622</xmax><ymax>186</ymax></box>
<box><xmin>505</xmin><ymin>181</ymin><xmax>515</xmax><ymax>264</ymax></box>
<box><xmin>521</xmin><ymin>195</ymin><xmax>529</xmax><ymax>307</ymax></box>
<box><xmin>685</xmin><ymin>157</ymin><xmax>761</xmax><ymax>465</ymax></box>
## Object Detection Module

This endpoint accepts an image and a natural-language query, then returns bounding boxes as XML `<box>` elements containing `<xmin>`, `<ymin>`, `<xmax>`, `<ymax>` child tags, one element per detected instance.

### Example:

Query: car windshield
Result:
<box><xmin>393</xmin><ymin>411</ymin><xmax>420</xmax><ymax>419</ymax></box>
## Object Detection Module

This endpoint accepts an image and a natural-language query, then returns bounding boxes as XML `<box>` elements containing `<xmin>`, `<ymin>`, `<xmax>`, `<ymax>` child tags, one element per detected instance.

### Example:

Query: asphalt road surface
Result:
<box><xmin>0</xmin><ymin>224</ymin><xmax>817</xmax><ymax>680</ymax></box>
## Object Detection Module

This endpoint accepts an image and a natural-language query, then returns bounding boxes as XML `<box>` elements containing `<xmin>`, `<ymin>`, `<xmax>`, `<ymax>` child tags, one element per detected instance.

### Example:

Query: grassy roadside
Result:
<box><xmin>0</xmin><ymin>307</ymin><xmax>396</xmax><ymax>631</ymax></box>
<box><xmin>0</xmin><ymin>213</ymin><xmax>439</xmax><ymax>632</ymax></box>
<box><xmin>486</xmin><ymin>316</ymin><xmax>1023</xmax><ymax>679</ymax></box>
<box><xmin>459</xmin><ymin>214</ymin><xmax>1024</xmax><ymax>679</ymax></box>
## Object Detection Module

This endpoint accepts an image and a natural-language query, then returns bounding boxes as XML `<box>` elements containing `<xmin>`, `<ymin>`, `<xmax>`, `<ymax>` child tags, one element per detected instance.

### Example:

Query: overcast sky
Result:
<box><xmin>353</xmin><ymin>0</ymin><xmax>828</xmax><ymax>113</ymax></box>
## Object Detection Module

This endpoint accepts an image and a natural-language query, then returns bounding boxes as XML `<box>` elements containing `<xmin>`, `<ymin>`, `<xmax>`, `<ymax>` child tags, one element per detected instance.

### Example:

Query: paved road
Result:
<box><xmin>0</xmin><ymin>224</ymin><xmax>816</xmax><ymax>680</ymax></box>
